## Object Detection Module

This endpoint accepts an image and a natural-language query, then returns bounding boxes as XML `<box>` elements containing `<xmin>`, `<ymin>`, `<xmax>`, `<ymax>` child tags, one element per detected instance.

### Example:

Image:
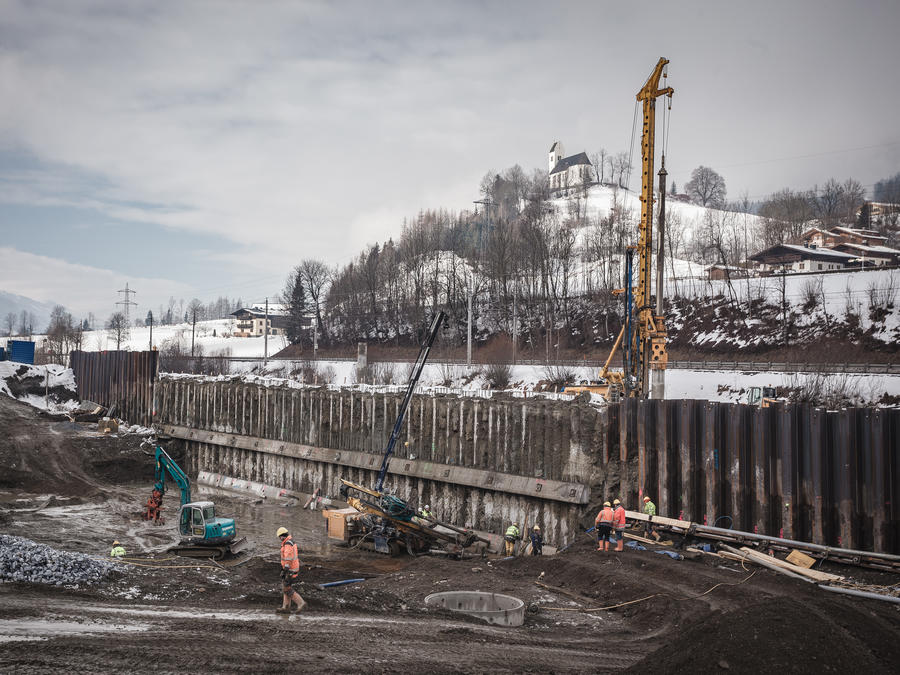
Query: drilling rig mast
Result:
<box><xmin>565</xmin><ymin>57</ymin><xmax>673</xmax><ymax>400</ymax></box>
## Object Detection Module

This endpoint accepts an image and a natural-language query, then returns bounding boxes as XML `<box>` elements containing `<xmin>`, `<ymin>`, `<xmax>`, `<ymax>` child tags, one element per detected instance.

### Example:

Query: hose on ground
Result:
<box><xmin>713</xmin><ymin>515</ymin><xmax>733</xmax><ymax>529</ymax></box>
<box><xmin>540</xmin><ymin>569</ymin><xmax>758</xmax><ymax>612</ymax></box>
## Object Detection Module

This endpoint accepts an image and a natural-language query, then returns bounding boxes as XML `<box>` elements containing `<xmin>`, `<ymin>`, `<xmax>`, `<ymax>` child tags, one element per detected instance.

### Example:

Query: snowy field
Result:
<box><xmin>2</xmin><ymin>317</ymin><xmax>290</xmax><ymax>359</ymax></box>
<box><xmin>212</xmin><ymin>360</ymin><xmax>900</xmax><ymax>407</ymax></box>
<box><xmin>2</xmin><ymin>358</ymin><xmax>897</xmax><ymax>411</ymax></box>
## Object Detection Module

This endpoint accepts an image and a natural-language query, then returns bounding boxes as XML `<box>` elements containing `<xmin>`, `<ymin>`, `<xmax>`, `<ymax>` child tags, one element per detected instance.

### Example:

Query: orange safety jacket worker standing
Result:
<box><xmin>613</xmin><ymin>504</ymin><xmax>627</xmax><ymax>551</ymax></box>
<box><xmin>281</xmin><ymin>535</ymin><xmax>300</xmax><ymax>573</ymax></box>
<box><xmin>595</xmin><ymin>505</ymin><xmax>615</xmax><ymax>551</ymax></box>
<box><xmin>595</xmin><ymin>507</ymin><xmax>614</xmax><ymax>527</ymax></box>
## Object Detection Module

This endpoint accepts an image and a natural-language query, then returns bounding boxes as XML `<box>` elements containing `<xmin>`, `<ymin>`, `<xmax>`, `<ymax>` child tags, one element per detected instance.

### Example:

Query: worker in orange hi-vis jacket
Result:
<box><xmin>595</xmin><ymin>501</ymin><xmax>615</xmax><ymax>552</ymax></box>
<box><xmin>612</xmin><ymin>499</ymin><xmax>627</xmax><ymax>552</ymax></box>
<box><xmin>276</xmin><ymin>527</ymin><xmax>306</xmax><ymax>614</ymax></box>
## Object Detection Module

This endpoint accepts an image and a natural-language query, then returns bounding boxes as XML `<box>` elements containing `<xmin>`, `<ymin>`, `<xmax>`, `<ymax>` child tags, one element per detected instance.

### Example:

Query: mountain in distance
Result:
<box><xmin>0</xmin><ymin>290</ymin><xmax>57</xmax><ymax>334</ymax></box>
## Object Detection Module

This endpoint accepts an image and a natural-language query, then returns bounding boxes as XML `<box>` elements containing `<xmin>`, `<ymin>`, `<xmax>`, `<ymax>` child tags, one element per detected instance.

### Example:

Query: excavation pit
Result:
<box><xmin>424</xmin><ymin>591</ymin><xmax>525</xmax><ymax>626</ymax></box>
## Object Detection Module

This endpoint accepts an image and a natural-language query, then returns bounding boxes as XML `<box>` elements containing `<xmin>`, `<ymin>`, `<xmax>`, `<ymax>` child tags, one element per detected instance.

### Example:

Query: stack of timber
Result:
<box><xmin>626</xmin><ymin>510</ymin><xmax>900</xmax><ymax>572</ymax></box>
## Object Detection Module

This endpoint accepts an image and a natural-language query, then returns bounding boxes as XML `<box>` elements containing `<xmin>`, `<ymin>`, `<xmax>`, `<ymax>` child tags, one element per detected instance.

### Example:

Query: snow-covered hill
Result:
<box><xmin>548</xmin><ymin>183</ymin><xmax>766</xmax><ymax>251</ymax></box>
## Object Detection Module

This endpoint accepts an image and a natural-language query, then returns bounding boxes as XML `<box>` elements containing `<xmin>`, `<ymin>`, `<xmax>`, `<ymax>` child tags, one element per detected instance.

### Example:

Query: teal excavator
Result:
<box><xmin>143</xmin><ymin>439</ymin><xmax>247</xmax><ymax>559</ymax></box>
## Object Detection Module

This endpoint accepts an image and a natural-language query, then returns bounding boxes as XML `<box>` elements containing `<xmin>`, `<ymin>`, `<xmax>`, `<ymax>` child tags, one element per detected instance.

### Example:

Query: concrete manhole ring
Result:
<box><xmin>424</xmin><ymin>591</ymin><xmax>525</xmax><ymax>626</ymax></box>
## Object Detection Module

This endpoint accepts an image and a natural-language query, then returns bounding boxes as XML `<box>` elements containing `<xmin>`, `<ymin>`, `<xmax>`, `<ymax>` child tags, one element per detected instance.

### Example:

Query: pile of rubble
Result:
<box><xmin>0</xmin><ymin>535</ymin><xmax>115</xmax><ymax>587</ymax></box>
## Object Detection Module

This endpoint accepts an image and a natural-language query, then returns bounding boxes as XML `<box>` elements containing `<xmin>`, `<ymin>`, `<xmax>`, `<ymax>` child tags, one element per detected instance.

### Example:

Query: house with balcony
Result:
<box><xmin>749</xmin><ymin>244</ymin><xmax>857</xmax><ymax>273</ymax></box>
<box><xmin>231</xmin><ymin>306</ymin><xmax>291</xmax><ymax>337</ymax></box>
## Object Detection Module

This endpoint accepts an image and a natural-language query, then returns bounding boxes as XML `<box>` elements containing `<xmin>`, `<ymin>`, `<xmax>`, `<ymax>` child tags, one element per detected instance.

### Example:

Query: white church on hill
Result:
<box><xmin>548</xmin><ymin>141</ymin><xmax>595</xmax><ymax>195</ymax></box>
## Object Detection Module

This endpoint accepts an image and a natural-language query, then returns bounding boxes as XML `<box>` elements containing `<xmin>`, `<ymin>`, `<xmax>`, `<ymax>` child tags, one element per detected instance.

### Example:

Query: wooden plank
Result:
<box><xmin>625</xmin><ymin>510</ymin><xmax>694</xmax><ymax>530</ymax></box>
<box><xmin>786</xmin><ymin>549</ymin><xmax>816</xmax><ymax>569</ymax></box>
<box><xmin>739</xmin><ymin>547</ymin><xmax>842</xmax><ymax>582</ymax></box>
<box><xmin>720</xmin><ymin>545</ymin><xmax>813</xmax><ymax>583</ymax></box>
<box><xmin>625</xmin><ymin>532</ymin><xmax>671</xmax><ymax>546</ymax></box>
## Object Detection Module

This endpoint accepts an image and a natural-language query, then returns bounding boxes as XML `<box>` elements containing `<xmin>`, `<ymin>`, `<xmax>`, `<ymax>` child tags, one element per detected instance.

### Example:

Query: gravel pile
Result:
<box><xmin>0</xmin><ymin>535</ymin><xmax>115</xmax><ymax>586</ymax></box>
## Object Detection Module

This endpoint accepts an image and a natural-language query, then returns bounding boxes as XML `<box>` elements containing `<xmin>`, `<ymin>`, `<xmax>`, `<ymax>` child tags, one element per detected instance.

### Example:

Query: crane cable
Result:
<box><xmin>625</xmin><ymin>99</ymin><xmax>639</xmax><ymax>192</ymax></box>
<box><xmin>662</xmin><ymin>65</ymin><xmax>673</xmax><ymax>161</ymax></box>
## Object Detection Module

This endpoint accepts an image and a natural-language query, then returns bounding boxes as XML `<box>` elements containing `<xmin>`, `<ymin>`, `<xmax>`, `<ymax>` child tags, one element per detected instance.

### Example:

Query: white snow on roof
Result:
<box><xmin>835</xmin><ymin>243</ymin><xmax>900</xmax><ymax>255</ymax></box>
<box><xmin>775</xmin><ymin>244</ymin><xmax>857</xmax><ymax>259</ymax></box>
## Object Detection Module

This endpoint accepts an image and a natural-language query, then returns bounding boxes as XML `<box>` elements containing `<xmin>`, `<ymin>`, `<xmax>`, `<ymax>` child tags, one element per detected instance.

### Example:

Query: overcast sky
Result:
<box><xmin>1</xmin><ymin>0</ymin><xmax>898</xmax><ymax>321</ymax></box>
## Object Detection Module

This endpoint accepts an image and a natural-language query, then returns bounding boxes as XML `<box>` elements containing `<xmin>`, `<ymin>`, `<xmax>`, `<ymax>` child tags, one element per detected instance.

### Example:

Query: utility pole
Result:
<box><xmin>466</xmin><ymin>284</ymin><xmax>473</xmax><ymax>366</ymax></box>
<box><xmin>468</xmin><ymin>198</ymin><xmax>494</xmax><ymax>368</ymax></box>
<box><xmin>191</xmin><ymin>310</ymin><xmax>196</xmax><ymax>356</ymax></box>
<box><xmin>116</xmin><ymin>282</ymin><xmax>138</xmax><ymax>325</ymax></box>
<box><xmin>264</xmin><ymin>297</ymin><xmax>269</xmax><ymax>365</ymax></box>
<box><xmin>512</xmin><ymin>281</ymin><xmax>518</xmax><ymax>365</ymax></box>
<box><xmin>148</xmin><ymin>311</ymin><xmax>153</xmax><ymax>351</ymax></box>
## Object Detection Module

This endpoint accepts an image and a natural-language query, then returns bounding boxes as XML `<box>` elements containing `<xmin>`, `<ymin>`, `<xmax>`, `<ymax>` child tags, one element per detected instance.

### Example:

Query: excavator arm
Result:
<box><xmin>153</xmin><ymin>445</ymin><xmax>192</xmax><ymax>506</ymax></box>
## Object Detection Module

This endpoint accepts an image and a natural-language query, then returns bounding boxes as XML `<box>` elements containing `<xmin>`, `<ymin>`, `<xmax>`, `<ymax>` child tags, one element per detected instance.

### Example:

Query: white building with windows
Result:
<box><xmin>230</xmin><ymin>306</ymin><xmax>290</xmax><ymax>337</ymax></box>
<box><xmin>749</xmin><ymin>244</ymin><xmax>858</xmax><ymax>273</ymax></box>
<box><xmin>548</xmin><ymin>141</ymin><xmax>595</xmax><ymax>195</ymax></box>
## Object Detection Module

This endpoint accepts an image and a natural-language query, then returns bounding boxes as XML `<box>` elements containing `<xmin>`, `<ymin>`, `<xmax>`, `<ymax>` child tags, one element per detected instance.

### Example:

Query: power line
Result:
<box><xmin>718</xmin><ymin>140</ymin><xmax>900</xmax><ymax>170</ymax></box>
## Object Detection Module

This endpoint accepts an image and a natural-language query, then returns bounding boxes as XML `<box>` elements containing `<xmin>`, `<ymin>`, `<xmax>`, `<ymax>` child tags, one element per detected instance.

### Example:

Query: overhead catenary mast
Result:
<box><xmin>116</xmin><ymin>282</ymin><xmax>138</xmax><ymax>325</ymax></box>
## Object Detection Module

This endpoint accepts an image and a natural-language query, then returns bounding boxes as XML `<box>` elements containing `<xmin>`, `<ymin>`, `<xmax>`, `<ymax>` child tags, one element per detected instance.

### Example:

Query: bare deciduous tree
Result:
<box><xmin>298</xmin><ymin>258</ymin><xmax>332</xmax><ymax>342</ymax></box>
<box><xmin>106</xmin><ymin>311</ymin><xmax>129</xmax><ymax>349</ymax></box>
<box><xmin>591</xmin><ymin>149</ymin><xmax>609</xmax><ymax>184</ymax></box>
<box><xmin>685</xmin><ymin>165</ymin><xmax>727</xmax><ymax>207</ymax></box>
<box><xmin>612</xmin><ymin>151</ymin><xmax>631</xmax><ymax>188</ymax></box>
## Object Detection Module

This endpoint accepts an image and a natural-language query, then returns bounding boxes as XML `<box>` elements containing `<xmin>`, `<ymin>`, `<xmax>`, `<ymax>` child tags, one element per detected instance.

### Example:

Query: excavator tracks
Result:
<box><xmin>168</xmin><ymin>536</ymin><xmax>249</xmax><ymax>563</ymax></box>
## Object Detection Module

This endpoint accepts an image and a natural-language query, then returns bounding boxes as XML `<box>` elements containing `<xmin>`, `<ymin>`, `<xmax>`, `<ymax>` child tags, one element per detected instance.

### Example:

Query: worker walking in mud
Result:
<box><xmin>504</xmin><ymin>522</ymin><xmax>520</xmax><ymax>556</ymax></box>
<box><xmin>595</xmin><ymin>501</ymin><xmax>614</xmax><ymax>552</ymax></box>
<box><xmin>643</xmin><ymin>496</ymin><xmax>661</xmax><ymax>541</ymax></box>
<box><xmin>530</xmin><ymin>525</ymin><xmax>543</xmax><ymax>556</ymax></box>
<box><xmin>276</xmin><ymin>527</ymin><xmax>306</xmax><ymax>614</ymax></box>
<box><xmin>109</xmin><ymin>540</ymin><xmax>125</xmax><ymax>557</ymax></box>
<box><xmin>613</xmin><ymin>499</ymin><xmax>627</xmax><ymax>552</ymax></box>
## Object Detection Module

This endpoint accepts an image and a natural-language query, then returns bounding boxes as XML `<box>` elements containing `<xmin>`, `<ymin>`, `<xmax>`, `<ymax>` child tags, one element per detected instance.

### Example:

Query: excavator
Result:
<box><xmin>337</xmin><ymin>312</ymin><xmax>490</xmax><ymax>557</ymax></box>
<box><xmin>564</xmin><ymin>57</ymin><xmax>673</xmax><ymax>401</ymax></box>
<box><xmin>747</xmin><ymin>386</ymin><xmax>780</xmax><ymax>408</ymax></box>
<box><xmin>142</xmin><ymin>438</ymin><xmax>247</xmax><ymax>559</ymax></box>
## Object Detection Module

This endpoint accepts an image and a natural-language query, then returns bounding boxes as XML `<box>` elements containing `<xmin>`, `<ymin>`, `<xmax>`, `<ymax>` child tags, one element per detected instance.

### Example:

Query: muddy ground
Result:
<box><xmin>0</xmin><ymin>394</ymin><xmax>898</xmax><ymax>674</ymax></box>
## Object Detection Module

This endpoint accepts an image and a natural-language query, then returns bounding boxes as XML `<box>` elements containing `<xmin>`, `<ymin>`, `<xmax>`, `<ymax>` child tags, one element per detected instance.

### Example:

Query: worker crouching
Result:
<box><xmin>504</xmin><ymin>522</ymin><xmax>520</xmax><ymax>556</ymax></box>
<box><xmin>109</xmin><ymin>540</ymin><xmax>126</xmax><ymax>558</ymax></box>
<box><xmin>276</xmin><ymin>527</ymin><xmax>306</xmax><ymax>614</ymax></box>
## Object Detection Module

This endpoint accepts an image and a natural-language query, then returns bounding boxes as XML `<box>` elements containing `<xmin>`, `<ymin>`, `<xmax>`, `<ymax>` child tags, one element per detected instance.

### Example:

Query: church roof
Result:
<box><xmin>549</xmin><ymin>141</ymin><xmax>561</xmax><ymax>152</ymax></box>
<box><xmin>549</xmin><ymin>151</ymin><xmax>592</xmax><ymax>175</ymax></box>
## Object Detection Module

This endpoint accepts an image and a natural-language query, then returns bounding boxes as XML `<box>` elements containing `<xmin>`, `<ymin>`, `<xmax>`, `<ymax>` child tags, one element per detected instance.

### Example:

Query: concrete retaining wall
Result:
<box><xmin>154</xmin><ymin>377</ymin><xmax>609</xmax><ymax>546</ymax></box>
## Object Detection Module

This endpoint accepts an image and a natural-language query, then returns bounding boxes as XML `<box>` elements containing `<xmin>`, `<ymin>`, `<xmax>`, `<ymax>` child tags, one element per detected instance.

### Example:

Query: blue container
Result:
<box><xmin>9</xmin><ymin>340</ymin><xmax>35</xmax><ymax>365</ymax></box>
<box><xmin>0</xmin><ymin>347</ymin><xmax>5</xmax><ymax>361</ymax></box>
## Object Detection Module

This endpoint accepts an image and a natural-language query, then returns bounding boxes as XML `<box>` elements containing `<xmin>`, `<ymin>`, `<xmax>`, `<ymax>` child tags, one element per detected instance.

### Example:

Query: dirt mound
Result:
<box><xmin>629</xmin><ymin>594</ymin><xmax>899</xmax><ymax>673</ymax></box>
<box><xmin>0</xmin><ymin>395</ymin><xmax>150</xmax><ymax>495</ymax></box>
